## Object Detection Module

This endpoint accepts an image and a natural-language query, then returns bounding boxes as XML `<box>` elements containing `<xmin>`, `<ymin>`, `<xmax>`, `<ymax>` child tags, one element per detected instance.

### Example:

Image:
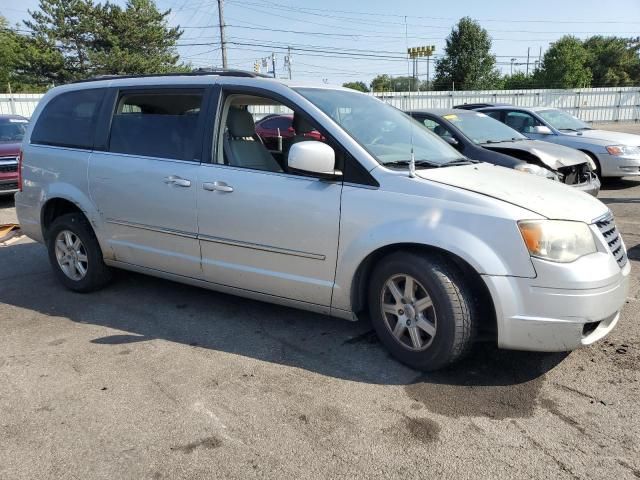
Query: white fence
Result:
<box><xmin>2</xmin><ymin>87</ymin><xmax>640</xmax><ymax>123</ymax></box>
<box><xmin>0</xmin><ymin>93</ymin><xmax>44</xmax><ymax>118</ymax></box>
<box><xmin>373</xmin><ymin>87</ymin><xmax>640</xmax><ymax>123</ymax></box>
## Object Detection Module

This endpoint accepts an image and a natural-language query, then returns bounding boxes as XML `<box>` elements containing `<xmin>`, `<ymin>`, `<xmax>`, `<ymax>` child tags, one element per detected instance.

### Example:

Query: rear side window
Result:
<box><xmin>108</xmin><ymin>90</ymin><xmax>204</xmax><ymax>161</ymax></box>
<box><xmin>31</xmin><ymin>89</ymin><xmax>104</xmax><ymax>149</ymax></box>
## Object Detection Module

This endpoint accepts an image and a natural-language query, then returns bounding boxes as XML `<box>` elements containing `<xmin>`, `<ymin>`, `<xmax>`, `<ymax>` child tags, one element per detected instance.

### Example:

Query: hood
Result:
<box><xmin>0</xmin><ymin>142</ymin><xmax>20</xmax><ymax>158</ymax></box>
<box><xmin>416</xmin><ymin>162</ymin><xmax>608</xmax><ymax>223</ymax></box>
<box><xmin>561</xmin><ymin>129</ymin><xmax>640</xmax><ymax>146</ymax></box>
<box><xmin>483</xmin><ymin>139</ymin><xmax>588</xmax><ymax>170</ymax></box>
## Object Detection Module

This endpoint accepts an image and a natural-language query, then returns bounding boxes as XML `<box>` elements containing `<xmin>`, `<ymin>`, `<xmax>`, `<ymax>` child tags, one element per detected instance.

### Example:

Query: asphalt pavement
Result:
<box><xmin>1</xmin><ymin>141</ymin><xmax>639</xmax><ymax>479</ymax></box>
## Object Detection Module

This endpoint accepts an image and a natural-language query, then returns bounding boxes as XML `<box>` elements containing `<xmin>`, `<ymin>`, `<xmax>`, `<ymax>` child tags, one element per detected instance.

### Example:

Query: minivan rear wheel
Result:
<box><xmin>47</xmin><ymin>213</ymin><xmax>112</xmax><ymax>292</ymax></box>
<box><xmin>368</xmin><ymin>252</ymin><xmax>476</xmax><ymax>371</ymax></box>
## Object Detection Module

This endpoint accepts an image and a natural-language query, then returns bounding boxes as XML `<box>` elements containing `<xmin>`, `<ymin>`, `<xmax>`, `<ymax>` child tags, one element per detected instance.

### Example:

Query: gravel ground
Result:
<box><xmin>1</xmin><ymin>130</ymin><xmax>640</xmax><ymax>479</ymax></box>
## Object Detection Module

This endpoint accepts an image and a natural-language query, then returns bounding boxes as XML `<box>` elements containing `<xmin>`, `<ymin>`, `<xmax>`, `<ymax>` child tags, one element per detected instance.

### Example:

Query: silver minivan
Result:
<box><xmin>15</xmin><ymin>72</ymin><xmax>630</xmax><ymax>370</ymax></box>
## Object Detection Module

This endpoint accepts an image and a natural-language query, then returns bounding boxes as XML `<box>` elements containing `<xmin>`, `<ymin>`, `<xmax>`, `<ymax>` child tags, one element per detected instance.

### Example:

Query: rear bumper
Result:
<box><xmin>483</xmin><ymin>260</ymin><xmax>630</xmax><ymax>352</ymax></box>
<box><xmin>14</xmin><ymin>193</ymin><xmax>44</xmax><ymax>243</ymax></box>
<box><xmin>597</xmin><ymin>152</ymin><xmax>640</xmax><ymax>177</ymax></box>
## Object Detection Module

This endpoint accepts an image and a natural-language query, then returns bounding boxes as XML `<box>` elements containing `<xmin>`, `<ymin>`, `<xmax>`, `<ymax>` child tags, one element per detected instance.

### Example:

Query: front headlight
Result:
<box><xmin>606</xmin><ymin>145</ymin><xmax>640</xmax><ymax>156</ymax></box>
<box><xmin>518</xmin><ymin>220</ymin><xmax>596</xmax><ymax>263</ymax></box>
<box><xmin>514</xmin><ymin>163</ymin><xmax>558</xmax><ymax>181</ymax></box>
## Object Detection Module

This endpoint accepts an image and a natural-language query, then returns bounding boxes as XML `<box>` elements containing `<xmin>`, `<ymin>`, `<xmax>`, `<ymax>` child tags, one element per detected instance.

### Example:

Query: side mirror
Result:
<box><xmin>288</xmin><ymin>141</ymin><xmax>342</xmax><ymax>179</ymax></box>
<box><xmin>531</xmin><ymin>125</ymin><xmax>552</xmax><ymax>135</ymax></box>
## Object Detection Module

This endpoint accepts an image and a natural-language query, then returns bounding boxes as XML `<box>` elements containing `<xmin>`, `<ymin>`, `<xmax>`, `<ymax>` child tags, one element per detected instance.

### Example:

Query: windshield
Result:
<box><xmin>537</xmin><ymin>109</ymin><xmax>590</xmax><ymax>131</ymax></box>
<box><xmin>0</xmin><ymin>118</ymin><xmax>28</xmax><ymax>143</ymax></box>
<box><xmin>444</xmin><ymin>112</ymin><xmax>526</xmax><ymax>144</ymax></box>
<box><xmin>294</xmin><ymin>88</ymin><xmax>461</xmax><ymax>166</ymax></box>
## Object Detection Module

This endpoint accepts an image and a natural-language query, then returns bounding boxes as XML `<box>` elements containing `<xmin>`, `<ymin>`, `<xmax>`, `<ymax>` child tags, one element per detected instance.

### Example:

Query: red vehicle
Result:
<box><xmin>255</xmin><ymin>113</ymin><xmax>323</xmax><ymax>152</ymax></box>
<box><xmin>0</xmin><ymin>115</ymin><xmax>28</xmax><ymax>196</ymax></box>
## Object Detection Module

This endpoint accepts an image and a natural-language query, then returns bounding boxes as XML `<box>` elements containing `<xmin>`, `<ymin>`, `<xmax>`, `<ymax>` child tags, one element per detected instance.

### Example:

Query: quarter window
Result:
<box><xmin>109</xmin><ymin>91</ymin><xmax>204</xmax><ymax>161</ymax></box>
<box><xmin>31</xmin><ymin>88</ymin><xmax>104</xmax><ymax>149</ymax></box>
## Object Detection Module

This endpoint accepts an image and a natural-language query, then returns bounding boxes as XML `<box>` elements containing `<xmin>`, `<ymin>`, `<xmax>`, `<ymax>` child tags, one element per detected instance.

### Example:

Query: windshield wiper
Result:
<box><xmin>577</xmin><ymin>127</ymin><xmax>592</xmax><ymax>131</ymax></box>
<box><xmin>484</xmin><ymin>138</ymin><xmax>522</xmax><ymax>144</ymax></box>
<box><xmin>383</xmin><ymin>159</ymin><xmax>440</xmax><ymax>168</ymax></box>
<box><xmin>558</xmin><ymin>128</ymin><xmax>578</xmax><ymax>132</ymax></box>
<box><xmin>441</xmin><ymin>158</ymin><xmax>479</xmax><ymax>167</ymax></box>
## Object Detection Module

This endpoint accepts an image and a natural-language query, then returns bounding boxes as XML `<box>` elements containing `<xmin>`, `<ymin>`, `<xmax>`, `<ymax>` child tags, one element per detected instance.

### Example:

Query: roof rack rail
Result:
<box><xmin>72</xmin><ymin>69</ymin><xmax>271</xmax><ymax>84</ymax></box>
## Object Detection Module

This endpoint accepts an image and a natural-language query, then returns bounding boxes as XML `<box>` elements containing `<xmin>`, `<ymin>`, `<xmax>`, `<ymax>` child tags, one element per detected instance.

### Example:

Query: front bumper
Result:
<box><xmin>570</xmin><ymin>174</ymin><xmax>600</xmax><ymax>196</ymax></box>
<box><xmin>483</xmin><ymin>255</ymin><xmax>630</xmax><ymax>352</ymax></box>
<box><xmin>597</xmin><ymin>152</ymin><xmax>640</xmax><ymax>177</ymax></box>
<box><xmin>0</xmin><ymin>178</ymin><xmax>18</xmax><ymax>195</ymax></box>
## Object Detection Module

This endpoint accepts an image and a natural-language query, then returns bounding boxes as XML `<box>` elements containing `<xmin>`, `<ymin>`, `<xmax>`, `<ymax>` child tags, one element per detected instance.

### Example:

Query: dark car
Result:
<box><xmin>0</xmin><ymin>115</ymin><xmax>28</xmax><ymax>196</ymax></box>
<box><xmin>407</xmin><ymin>109</ymin><xmax>600</xmax><ymax>196</ymax></box>
<box><xmin>255</xmin><ymin>113</ymin><xmax>322</xmax><ymax>152</ymax></box>
<box><xmin>452</xmin><ymin>102</ymin><xmax>511</xmax><ymax>110</ymax></box>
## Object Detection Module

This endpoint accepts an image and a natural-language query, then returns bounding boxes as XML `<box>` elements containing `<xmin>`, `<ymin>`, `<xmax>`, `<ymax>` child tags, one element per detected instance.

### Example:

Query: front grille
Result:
<box><xmin>0</xmin><ymin>164</ymin><xmax>17</xmax><ymax>173</ymax></box>
<box><xmin>0</xmin><ymin>182</ymin><xmax>18</xmax><ymax>191</ymax></box>
<box><xmin>558</xmin><ymin>163</ymin><xmax>592</xmax><ymax>185</ymax></box>
<box><xmin>595</xmin><ymin>212</ymin><xmax>627</xmax><ymax>268</ymax></box>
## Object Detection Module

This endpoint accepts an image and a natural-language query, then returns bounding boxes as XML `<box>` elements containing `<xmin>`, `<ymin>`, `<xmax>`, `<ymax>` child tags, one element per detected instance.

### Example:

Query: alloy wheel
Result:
<box><xmin>380</xmin><ymin>274</ymin><xmax>437</xmax><ymax>351</ymax></box>
<box><xmin>54</xmin><ymin>230</ymin><xmax>89</xmax><ymax>281</ymax></box>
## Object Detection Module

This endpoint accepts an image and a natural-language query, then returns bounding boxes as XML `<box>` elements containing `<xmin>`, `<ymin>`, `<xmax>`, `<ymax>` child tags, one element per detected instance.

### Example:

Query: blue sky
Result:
<box><xmin>2</xmin><ymin>0</ymin><xmax>640</xmax><ymax>86</ymax></box>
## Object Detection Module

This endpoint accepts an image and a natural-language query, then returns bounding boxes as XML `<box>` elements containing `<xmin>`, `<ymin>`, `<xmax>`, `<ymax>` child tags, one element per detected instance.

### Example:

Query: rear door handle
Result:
<box><xmin>164</xmin><ymin>175</ymin><xmax>191</xmax><ymax>187</ymax></box>
<box><xmin>203</xmin><ymin>181</ymin><xmax>234</xmax><ymax>193</ymax></box>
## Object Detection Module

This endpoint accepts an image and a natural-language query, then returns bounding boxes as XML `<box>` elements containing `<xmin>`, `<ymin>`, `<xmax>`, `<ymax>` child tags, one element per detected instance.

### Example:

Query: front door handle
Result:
<box><xmin>164</xmin><ymin>175</ymin><xmax>191</xmax><ymax>187</ymax></box>
<box><xmin>203</xmin><ymin>181</ymin><xmax>234</xmax><ymax>193</ymax></box>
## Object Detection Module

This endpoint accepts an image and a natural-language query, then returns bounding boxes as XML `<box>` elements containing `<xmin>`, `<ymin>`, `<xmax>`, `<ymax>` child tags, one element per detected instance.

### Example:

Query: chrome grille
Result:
<box><xmin>0</xmin><ymin>156</ymin><xmax>18</xmax><ymax>173</ymax></box>
<box><xmin>595</xmin><ymin>212</ymin><xmax>627</xmax><ymax>268</ymax></box>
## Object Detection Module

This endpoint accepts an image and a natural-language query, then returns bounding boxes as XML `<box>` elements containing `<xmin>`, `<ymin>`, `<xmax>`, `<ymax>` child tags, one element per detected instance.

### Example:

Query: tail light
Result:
<box><xmin>18</xmin><ymin>149</ymin><xmax>23</xmax><ymax>192</ymax></box>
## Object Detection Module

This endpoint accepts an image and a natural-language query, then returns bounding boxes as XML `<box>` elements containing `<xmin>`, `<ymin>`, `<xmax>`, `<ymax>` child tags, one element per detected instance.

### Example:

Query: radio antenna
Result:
<box><xmin>405</xmin><ymin>16</ymin><xmax>416</xmax><ymax>178</ymax></box>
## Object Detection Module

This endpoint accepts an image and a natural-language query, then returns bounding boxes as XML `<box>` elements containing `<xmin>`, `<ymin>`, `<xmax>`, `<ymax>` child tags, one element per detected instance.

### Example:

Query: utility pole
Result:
<box><xmin>539</xmin><ymin>46</ymin><xmax>542</xmax><ymax>71</ymax></box>
<box><xmin>287</xmin><ymin>46</ymin><xmax>292</xmax><ymax>80</ymax></box>
<box><xmin>271</xmin><ymin>53</ymin><xmax>276</xmax><ymax>79</ymax></box>
<box><xmin>526</xmin><ymin>47</ymin><xmax>530</xmax><ymax>76</ymax></box>
<box><xmin>217</xmin><ymin>0</ymin><xmax>228</xmax><ymax>69</ymax></box>
<box><xmin>510</xmin><ymin>58</ymin><xmax>516</xmax><ymax>76</ymax></box>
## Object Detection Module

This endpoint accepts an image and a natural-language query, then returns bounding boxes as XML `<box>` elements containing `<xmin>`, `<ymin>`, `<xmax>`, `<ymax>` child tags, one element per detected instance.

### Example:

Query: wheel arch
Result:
<box><xmin>39</xmin><ymin>189</ymin><xmax>109</xmax><ymax>258</ymax></box>
<box><xmin>350</xmin><ymin>243</ymin><xmax>497</xmax><ymax>341</ymax></box>
<box><xmin>578</xmin><ymin>149</ymin><xmax>601</xmax><ymax>173</ymax></box>
<box><xmin>41</xmin><ymin>197</ymin><xmax>85</xmax><ymax>238</ymax></box>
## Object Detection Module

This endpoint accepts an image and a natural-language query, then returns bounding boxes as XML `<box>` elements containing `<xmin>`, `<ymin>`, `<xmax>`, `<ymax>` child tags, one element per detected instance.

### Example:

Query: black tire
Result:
<box><xmin>46</xmin><ymin>213</ymin><xmax>112</xmax><ymax>293</ymax></box>
<box><xmin>368</xmin><ymin>252</ymin><xmax>476</xmax><ymax>371</ymax></box>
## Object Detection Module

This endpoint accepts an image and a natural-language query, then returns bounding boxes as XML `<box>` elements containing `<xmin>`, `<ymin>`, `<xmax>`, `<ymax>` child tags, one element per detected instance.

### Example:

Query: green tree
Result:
<box><xmin>17</xmin><ymin>0</ymin><xmax>187</xmax><ymax>85</ymax></box>
<box><xmin>370</xmin><ymin>75</ymin><xmax>419</xmax><ymax>92</ymax></box>
<box><xmin>0</xmin><ymin>16</ymin><xmax>19</xmax><ymax>91</ymax></box>
<box><xmin>501</xmin><ymin>71</ymin><xmax>535</xmax><ymax>90</ymax></box>
<box><xmin>433</xmin><ymin>17</ymin><xmax>501</xmax><ymax>91</ymax></box>
<box><xmin>22</xmin><ymin>0</ymin><xmax>98</xmax><ymax>83</ymax></box>
<box><xmin>89</xmin><ymin>0</ymin><xmax>186</xmax><ymax>75</ymax></box>
<box><xmin>536</xmin><ymin>36</ymin><xmax>592</xmax><ymax>88</ymax></box>
<box><xmin>342</xmin><ymin>81</ymin><xmax>369</xmax><ymax>92</ymax></box>
<box><xmin>583</xmin><ymin>36</ymin><xmax>640</xmax><ymax>86</ymax></box>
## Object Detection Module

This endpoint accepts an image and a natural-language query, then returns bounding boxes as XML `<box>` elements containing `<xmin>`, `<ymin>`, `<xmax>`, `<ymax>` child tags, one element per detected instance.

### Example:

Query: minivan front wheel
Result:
<box><xmin>47</xmin><ymin>213</ymin><xmax>112</xmax><ymax>292</ymax></box>
<box><xmin>368</xmin><ymin>252</ymin><xmax>476</xmax><ymax>371</ymax></box>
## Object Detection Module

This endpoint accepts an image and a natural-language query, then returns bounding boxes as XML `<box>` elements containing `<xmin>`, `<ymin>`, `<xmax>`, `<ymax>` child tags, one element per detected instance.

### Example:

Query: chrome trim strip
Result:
<box><xmin>106</xmin><ymin>219</ymin><xmax>326</xmax><ymax>260</ymax></box>
<box><xmin>106</xmin><ymin>219</ymin><xmax>198</xmax><ymax>239</ymax></box>
<box><xmin>198</xmin><ymin>233</ymin><xmax>325</xmax><ymax>260</ymax></box>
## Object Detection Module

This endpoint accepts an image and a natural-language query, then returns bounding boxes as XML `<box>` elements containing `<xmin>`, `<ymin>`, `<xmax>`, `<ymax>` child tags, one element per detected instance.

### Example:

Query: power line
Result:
<box><xmin>226</xmin><ymin>0</ymin><xmax>640</xmax><ymax>25</ymax></box>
